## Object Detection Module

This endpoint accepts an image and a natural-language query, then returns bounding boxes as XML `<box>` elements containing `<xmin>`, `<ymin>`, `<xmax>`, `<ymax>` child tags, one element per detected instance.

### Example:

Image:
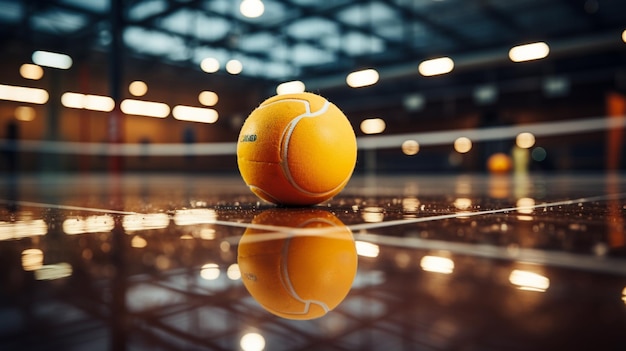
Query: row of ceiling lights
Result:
<box><xmin>3</xmin><ymin>49</ymin><xmax>547</xmax><ymax>160</ymax></box>
<box><xmin>1</xmin><ymin>83</ymin><xmax>219</xmax><ymax>124</ymax></box>
<box><xmin>196</xmin><ymin>41</ymin><xmax>551</xmax><ymax>92</ymax></box>
<box><xmin>18</xmin><ymin>27</ymin><xmax>626</xmax><ymax>94</ymax></box>
<box><xmin>2</xmin><ymin>52</ymin><xmax>222</xmax><ymax>123</ymax></box>
<box><xmin>276</xmin><ymin>41</ymin><xmax>553</xmax><ymax>94</ymax></box>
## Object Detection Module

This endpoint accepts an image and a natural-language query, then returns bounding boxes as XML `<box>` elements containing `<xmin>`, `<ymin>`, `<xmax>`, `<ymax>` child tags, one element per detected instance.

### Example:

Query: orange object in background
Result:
<box><xmin>606</xmin><ymin>92</ymin><xmax>625</xmax><ymax>171</ymax></box>
<box><xmin>487</xmin><ymin>152</ymin><xmax>513</xmax><ymax>174</ymax></box>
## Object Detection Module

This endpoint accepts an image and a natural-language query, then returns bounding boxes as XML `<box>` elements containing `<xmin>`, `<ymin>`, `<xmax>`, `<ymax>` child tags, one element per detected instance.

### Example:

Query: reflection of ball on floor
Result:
<box><xmin>237</xmin><ymin>92</ymin><xmax>357</xmax><ymax>206</ymax></box>
<box><xmin>237</xmin><ymin>209</ymin><xmax>357</xmax><ymax>320</ymax></box>
<box><xmin>487</xmin><ymin>153</ymin><xmax>513</xmax><ymax>174</ymax></box>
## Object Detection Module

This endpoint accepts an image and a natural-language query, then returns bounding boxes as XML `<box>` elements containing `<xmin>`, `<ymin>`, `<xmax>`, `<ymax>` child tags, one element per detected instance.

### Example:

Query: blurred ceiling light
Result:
<box><xmin>0</xmin><ymin>220</ymin><xmax>47</xmax><ymax>241</ymax></box>
<box><xmin>61</xmin><ymin>92</ymin><xmax>84</xmax><ymax>109</ymax></box>
<box><xmin>34</xmin><ymin>263</ymin><xmax>73</xmax><ymax>280</ymax></box>
<box><xmin>121</xmin><ymin>99</ymin><xmax>170</xmax><ymax>118</ymax></box>
<box><xmin>129</xmin><ymin>81</ymin><xmax>148</xmax><ymax>96</ymax></box>
<box><xmin>418</xmin><ymin>57</ymin><xmax>454</xmax><ymax>76</ymax></box>
<box><xmin>240</xmin><ymin>332</ymin><xmax>266</xmax><ymax>351</ymax></box>
<box><xmin>15</xmin><ymin>106</ymin><xmax>36</xmax><ymax>121</ymax></box>
<box><xmin>240</xmin><ymin>0</ymin><xmax>265</xmax><ymax>18</ymax></box>
<box><xmin>509</xmin><ymin>269</ymin><xmax>550</xmax><ymax>292</ymax></box>
<box><xmin>200</xmin><ymin>263</ymin><xmax>220</xmax><ymax>280</ymax></box>
<box><xmin>403</xmin><ymin>93</ymin><xmax>425</xmax><ymax>111</ymax></box>
<box><xmin>622</xmin><ymin>287</ymin><xmax>626</xmax><ymax>304</ymax></box>
<box><xmin>200</xmin><ymin>228</ymin><xmax>216</xmax><ymax>240</ymax></box>
<box><xmin>346</xmin><ymin>68</ymin><xmax>379</xmax><ymax>88</ymax></box>
<box><xmin>509</xmin><ymin>42</ymin><xmax>550</xmax><ymax>62</ymax></box>
<box><xmin>131</xmin><ymin>236</ymin><xmax>148</xmax><ymax>248</ymax></box>
<box><xmin>172</xmin><ymin>106</ymin><xmax>219</xmax><ymax>124</ymax></box>
<box><xmin>622</xmin><ymin>29</ymin><xmax>626</xmax><ymax>43</ymax></box>
<box><xmin>454</xmin><ymin>137</ymin><xmax>472</xmax><ymax>153</ymax></box>
<box><xmin>0</xmin><ymin>84</ymin><xmax>49</xmax><ymax>104</ymax></box>
<box><xmin>402</xmin><ymin>140</ymin><xmax>420</xmax><ymax>155</ymax></box>
<box><xmin>63</xmin><ymin>215</ymin><xmax>115</xmax><ymax>235</ymax></box>
<box><xmin>516</xmin><ymin>132</ymin><xmax>536</xmax><ymax>149</ymax></box>
<box><xmin>20</xmin><ymin>64</ymin><xmax>43</xmax><ymax>80</ymax></box>
<box><xmin>227</xmin><ymin>263</ymin><xmax>241</xmax><ymax>280</ymax></box>
<box><xmin>360</xmin><ymin>118</ymin><xmax>386</xmax><ymax>134</ymax></box>
<box><xmin>123</xmin><ymin>213</ymin><xmax>170</xmax><ymax>232</ymax></box>
<box><xmin>276</xmin><ymin>80</ymin><xmax>306</xmax><ymax>95</ymax></box>
<box><xmin>220</xmin><ymin>241</ymin><xmax>231</xmax><ymax>252</ymax></box>
<box><xmin>84</xmin><ymin>95</ymin><xmax>115</xmax><ymax>112</ymax></box>
<box><xmin>473</xmin><ymin>85</ymin><xmax>498</xmax><ymax>104</ymax></box>
<box><xmin>355</xmin><ymin>241</ymin><xmax>380</xmax><ymax>258</ymax></box>
<box><xmin>402</xmin><ymin>197</ymin><xmax>421</xmax><ymax>212</ymax></box>
<box><xmin>453</xmin><ymin>198</ymin><xmax>472</xmax><ymax>210</ymax></box>
<box><xmin>173</xmin><ymin>209</ymin><xmax>217</xmax><ymax>225</ymax></box>
<box><xmin>531</xmin><ymin>147</ymin><xmax>547</xmax><ymax>162</ymax></box>
<box><xmin>226</xmin><ymin>59</ymin><xmax>243</xmax><ymax>74</ymax></box>
<box><xmin>198</xmin><ymin>91</ymin><xmax>219</xmax><ymax>106</ymax></box>
<box><xmin>200</xmin><ymin>57</ymin><xmax>220</xmax><ymax>73</ymax></box>
<box><xmin>362</xmin><ymin>206</ymin><xmax>384</xmax><ymax>222</ymax></box>
<box><xmin>516</xmin><ymin>197</ymin><xmax>536</xmax><ymax>215</ymax></box>
<box><xmin>420</xmin><ymin>255</ymin><xmax>454</xmax><ymax>274</ymax></box>
<box><xmin>32</xmin><ymin>50</ymin><xmax>73</xmax><ymax>69</ymax></box>
<box><xmin>61</xmin><ymin>92</ymin><xmax>115</xmax><ymax>112</ymax></box>
<box><xmin>543</xmin><ymin>76</ymin><xmax>570</xmax><ymax>97</ymax></box>
<box><xmin>22</xmin><ymin>249</ymin><xmax>44</xmax><ymax>271</ymax></box>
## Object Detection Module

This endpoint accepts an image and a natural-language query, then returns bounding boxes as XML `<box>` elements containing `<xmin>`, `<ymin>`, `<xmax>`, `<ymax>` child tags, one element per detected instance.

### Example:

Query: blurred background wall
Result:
<box><xmin>1</xmin><ymin>0</ymin><xmax>625</xmax><ymax>174</ymax></box>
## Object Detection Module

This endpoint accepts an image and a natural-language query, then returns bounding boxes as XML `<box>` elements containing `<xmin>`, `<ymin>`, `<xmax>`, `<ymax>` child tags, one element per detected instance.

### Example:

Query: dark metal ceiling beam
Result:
<box><xmin>559</xmin><ymin>0</ymin><xmax>604</xmax><ymax>32</ymax></box>
<box><xmin>131</xmin><ymin>0</ymin><xmax>203</xmax><ymax>27</ymax></box>
<box><xmin>380</xmin><ymin>0</ymin><xmax>472</xmax><ymax>49</ymax></box>
<box><xmin>477</xmin><ymin>0</ymin><xmax>528</xmax><ymax>40</ymax></box>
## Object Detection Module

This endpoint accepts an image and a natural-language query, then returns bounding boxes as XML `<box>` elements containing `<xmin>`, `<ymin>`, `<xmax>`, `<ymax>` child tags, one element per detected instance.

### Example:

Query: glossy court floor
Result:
<box><xmin>1</xmin><ymin>173</ymin><xmax>625</xmax><ymax>351</ymax></box>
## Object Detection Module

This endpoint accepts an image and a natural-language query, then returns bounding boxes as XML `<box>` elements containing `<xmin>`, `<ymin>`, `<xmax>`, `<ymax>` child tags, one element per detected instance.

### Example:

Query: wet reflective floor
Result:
<box><xmin>1</xmin><ymin>173</ymin><xmax>625</xmax><ymax>351</ymax></box>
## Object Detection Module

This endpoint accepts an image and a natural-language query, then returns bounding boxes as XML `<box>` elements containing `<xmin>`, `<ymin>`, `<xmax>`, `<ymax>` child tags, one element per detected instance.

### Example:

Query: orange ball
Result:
<box><xmin>237</xmin><ymin>92</ymin><xmax>357</xmax><ymax>206</ymax></box>
<box><xmin>237</xmin><ymin>209</ymin><xmax>357</xmax><ymax>320</ymax></box>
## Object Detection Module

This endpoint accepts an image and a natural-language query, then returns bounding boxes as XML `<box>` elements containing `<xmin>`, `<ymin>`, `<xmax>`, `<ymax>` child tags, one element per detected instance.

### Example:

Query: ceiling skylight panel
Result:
<box><xmin>238</xmin><ymin>32</ymin><xmax>277</xmax><ymax>52</ymax></box>
<box><xmin>337</xmin><ymin>1</ymin><xmax>397</xmax><ymax>27</ymax></box>
<box><xmin>60</xmin><ymin>0</ymin><xmax>109</xmax><ymax>13</ymax></box>
<box><xmin>31</xmin><ymin>10</ymin><xmax>87</xmax><ymax>33</ymax></box>
<box><xmin>124</xmin><ymin>26</ymin><xmax>186</xmax><ymax>57</ymax></box>
<box><xmin>291</xmin><ymin>44</ymin><xmax>335</xmax><ymax>66</ymax></box>
<box><xmin>128</xmin><ymin>0</ymin><xmax>167</xmax><ymax>21</ymax></box>
<box><xmin>341</xmin><ymin>32</ymin><xmax>385</xmax><ymax>56</ymax></box>
<box><xmin>0</xmin><ymin>1</ymin><xmax>22</xmax><ymax>23</ymax></box>
<box><xmin>287</xmin><ymin>17</ymin><xmax>338</xmax><ymax>40</ymax></box>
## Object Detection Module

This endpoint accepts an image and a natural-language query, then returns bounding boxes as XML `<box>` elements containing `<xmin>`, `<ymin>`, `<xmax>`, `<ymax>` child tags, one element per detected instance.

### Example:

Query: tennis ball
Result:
<box><xmin>237</xmin><ymin>209</ymin><xmax>357</xmax><ymax>320</ymax></box>
<box><xmin>237</xmin><ymin>92</ymin><xmax>357</xmax><ymax>206</ymax></box>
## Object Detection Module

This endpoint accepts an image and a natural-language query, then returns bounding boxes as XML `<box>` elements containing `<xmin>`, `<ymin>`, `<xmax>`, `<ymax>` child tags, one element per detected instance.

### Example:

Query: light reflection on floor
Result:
<box><xmin>1</xmin><ymin>173</ymin><xmax>625</xmax><ymax>350</ymax></box>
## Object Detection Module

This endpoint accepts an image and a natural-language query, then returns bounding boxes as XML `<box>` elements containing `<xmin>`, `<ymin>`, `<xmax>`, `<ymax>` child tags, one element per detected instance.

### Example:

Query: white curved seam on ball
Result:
<box><xmin>297</xmin><ymin>218</ymin><xmax>339</xmax><ymax>228</ymax></box>
<box><xmin>248</xmin><ymin>185</ymin><xmax>281</xmax><ymax>204</ymax></box>
<box><xmin>278</xmin><ymin>100</ymin><xmax>344</xmax><ymax>197</ymax></box>
<box><xmin>280</xmin><ymin>234</ymin><xmax>330</xmax><ymax>315</ymax></box>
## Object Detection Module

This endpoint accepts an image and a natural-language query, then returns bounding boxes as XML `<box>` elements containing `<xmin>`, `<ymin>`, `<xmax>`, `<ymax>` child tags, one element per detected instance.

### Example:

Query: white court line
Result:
<box><xmin>2</xmin><ymin>192</ymin><xmax>624</xmax><ymax>235</ymax></box>
<box><xmin>357</xmin><ymin>114</ymin><xmax>626</xmax><ymax>149</ymax></box>
<box><xmin>2</xmin><ymin>193</ymin><xmax>625</xmax><ymax>274</ymax></box>
<box><xmin>353</xmin><ymin>232</ymin><xmax>626</xmax><ymax>275</ymax></box>
<box><xmin>0</xmin><ymin>199</ymin><xmax>139</xmax><ymax>215</ymax></box>
<box><xmin>347</xmin><ymin>192</ymin><xmax>626</xmax><ymax>232</ymax></box>
<box><xmin>0</xmin><ymin>115</ymin><xmax>624</xmax><ymax>155</ymax></box>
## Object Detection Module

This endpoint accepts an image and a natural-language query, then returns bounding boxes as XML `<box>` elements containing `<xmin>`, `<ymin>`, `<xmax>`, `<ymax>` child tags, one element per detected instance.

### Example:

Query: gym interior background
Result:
<box><xmin>0</xmin><ymin>0</ymin><xmax>625</xmax><ymax>174</ymax></box>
